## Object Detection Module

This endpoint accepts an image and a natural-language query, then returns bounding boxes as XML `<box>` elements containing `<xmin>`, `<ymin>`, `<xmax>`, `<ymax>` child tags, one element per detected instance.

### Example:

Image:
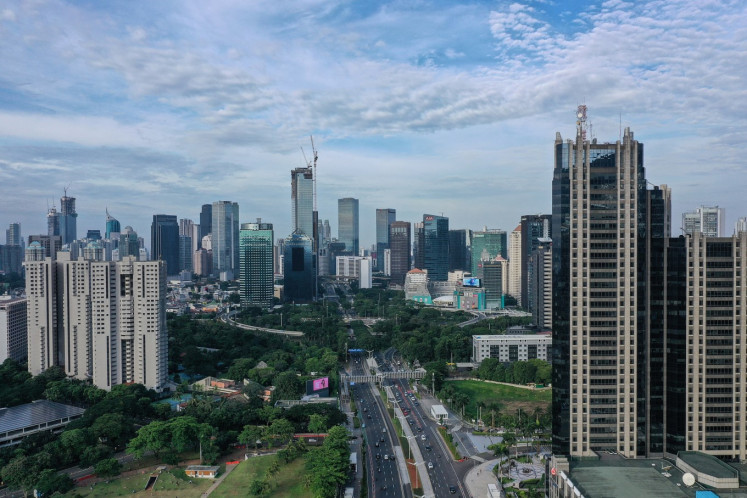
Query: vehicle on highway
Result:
<box><xmin>428</xmin><ymin>461</ymin><xmax>434</xmax><ymax>469</ymax></box>
<box><xmin>449</xmin><ymin>485</ymin><xmax>457</xmax><ymax>494</ymax></box>
<box><xmin>384</xmin><ymin>454</ymin><xmax>389</xmax><ymax>460</ymax></box>
<box><xmin>421</xmin><ymin>434</ymin><xmax>426</xmax><ymax>441</ymax></box>
<box><xmin>382</xmin><ymin>428</ymin><xmax>386</xmax><ymax>433</ymax></box>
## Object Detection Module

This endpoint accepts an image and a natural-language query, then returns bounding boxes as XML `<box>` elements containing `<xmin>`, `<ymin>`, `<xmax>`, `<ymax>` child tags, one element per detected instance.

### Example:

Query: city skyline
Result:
<box><xmin>1</xmin><ymin>1</ymin><xmax>746</xmax><ymax>248</ymax></box>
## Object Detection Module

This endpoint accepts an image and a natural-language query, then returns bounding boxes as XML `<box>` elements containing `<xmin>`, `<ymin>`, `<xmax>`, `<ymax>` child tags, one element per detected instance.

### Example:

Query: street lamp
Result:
<box><xmin>403</xmin><ymin>434</ymin><xmax>417</xmax><ymax>460</ymax></box>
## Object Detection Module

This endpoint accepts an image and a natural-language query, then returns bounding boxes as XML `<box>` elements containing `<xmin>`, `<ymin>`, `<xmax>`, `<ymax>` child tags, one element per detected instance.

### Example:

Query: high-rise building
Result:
<box><xmin>59</xmin><ymin>193</ymin><xmax>77</xmax><ymax>245</ymax></box>
<box><xmin>389</xmin><ymin>221</ymin><xmax>411</xmax><ymax>286</ymax></box>
<box><xmin>105</xmin><ymin>209</ymin><xmax>121</xmax><ymax>240</ymax></box>
<box><xmin>471</xmin><ymin>228</ymin><xmax>507</xmax><ymax>278</ymax></box>
<box><xmin>481</xmin><ymin>257</ymin><xmax>506</xmax><ymax>309</ymax></box>
<box><xmin>336</xmin><ymin>256</ymin><xmax>372</xmax><ymax>289</ymax></box>
<box><xmin>527</xmin><ymin>240</ymin><xmax>552</xmax><ymax>329</ymax></box>
<box><xmin>291</xmin><ymin>167</ymin><xmax>315</xmax><ymax>237</ymax></box>
<box><xmin>47</xmin><ymin>206</ymin><xmax>60</xmax><ymax>238</ymax></box>
<box><xmin>239</xmin><ymin>220</ymin><xmax>274</xmax><ymax>308</ymax></box>
<box><xmin>212</xmin><ymin>201</ymin><xmax>240</xmax><ymax>279</ymax></box>
<box><xmin>413</xmin><ymin>222</ymin><xmax>425</xmax><ymax>270</ymax></box>
<box><xmin>179</xmin><ymin>235</ymin><xmax>193</xmax><ymax>272</ymax></box>
<box><xmin>193</xmin><ymin>248</ymin><xmax>212</xmax><ymax>277</ymax></box>
<box><xmin>0</xmin><ymin>296</ymin><xmax>27</xmax><ymax>363</ymax></box>
<box><xmin>24</xmin><ymin>251</ymin><xmax>168</xmax><ymax>391</ymax></box>
<box><xmin>508</xmin><ymin>225</ymin><xmax>522</xmax><ymax>304</ymax></box>
<box><xmin>376</xmin><ymin>208</ymin><xmax>396</xmax><ymax>272</ymax></box>
<box><xmin>736</xmin><ymin>217</ymin><xmax>747</xmax><ymax>234</ymax></box>
<box><xmin>151</xmin><ymin>214</ymin><xmax>179</xmax><ymax>275</ymax></box>
<box><xmin>199</xmin><ymin>204</ymin><xmax>212</xmax><ymax>248</ymax></box>
<box><xmin>119</xmin><ymin>226</ymin><xmax>140</xmax><ymax>259</ymax></box>
<box><xmin>520</xmin><ymin>215</ymin><xmax>551</xmax><ymax>310</ymax></box>
<box><xmin>338</xmin><ymin>198</ymin><xmax>360</xmax><ymax>256</ymax></box>
<box><xmin>0</xmin><ymin>244</ymin><xmax>23</xmax><ymax>275</ymax></box>
<box><xmin>423</xmin><ymin>214</ymin><xmax>449</xmax><ymax>281</ymax></box>
<box><xmin>682</xmin><ymin>205</ymin><xmax>725</xmax><ymax>237</ymax></box>
<box><xmin>6</xmin><ymin>223</ymin><xmax>21</xmax><ymax>246</ymax></box>
<box><xmin>552</xmin><ymin>123</ymin><xmax>655</xmax><ymax>458</ymax></box>
<box><xmin>448</xmin><ymin>229</ymin><xmax>470</xmax><ymax>272</ymax></box>
<box><xmin>28</xmin><ymin>234</ymin><xmax>62</xmax><ymax>261</ymax></box>
<box><xmin>86</xmin><ymin>229</ymin><xmax>101</xmax><ymax>241</ymax></box>
<box><xmin>283</xmin><ymin>233</ymin><xmax>314</xmax><ymax>303</ymax></box>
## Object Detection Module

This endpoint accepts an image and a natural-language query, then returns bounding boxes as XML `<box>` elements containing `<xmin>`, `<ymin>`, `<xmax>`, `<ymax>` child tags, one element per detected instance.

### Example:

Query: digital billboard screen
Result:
<box><xmin>312</xmin><ymin>377</ymin><xmax>329</xmax><ymax>391</ymax></box>
<box><xmin>463</xmin><ymin>277</ymin><xmax>481</xmax><ymax>287</ymax></box>
<box><xmin>306</xmin><ymin>376</ymin><xmax>330</xmax><ymax>397</ymax></box>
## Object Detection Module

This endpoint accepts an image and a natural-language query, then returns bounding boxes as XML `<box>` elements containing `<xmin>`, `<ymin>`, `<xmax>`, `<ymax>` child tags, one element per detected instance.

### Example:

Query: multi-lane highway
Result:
<box><xmin>351</xmin><ymin>355</ymin><xmax>410</xmax><ymax>498</ymax></box>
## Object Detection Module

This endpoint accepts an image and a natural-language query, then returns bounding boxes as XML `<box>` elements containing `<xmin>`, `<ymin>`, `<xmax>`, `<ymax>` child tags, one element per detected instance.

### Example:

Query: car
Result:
<box><xmin>375</xmin><ymin>441</ymin><xmax>380</xmax><ymax>447</ymax></box>
<box><xmin>363</xmin><ymin>407</ymin><xmax>368</xmax><ymax>412</ymax></box>
<box><xmin>382</xmin><ymin>428</ymin><xmax>387</xmax><ymax>433</ymax></box>
<box><xmin>380</xmin><ymin>437</ymin><xmax>385</xmax><ymax>442</ymax></box>
<box><xmin>382</xmin><ymin>485</ymin><xmax>388</xmax><ymax>491</ymax></box>
<box><xmin>428</xmin><ymin>461</ymin><xmax>434</xmax><ymax>469</ymax></box>
<box><xmin>409</xmin><ymin>420</ymin><xmax>414</xmax><ymax>425</ymax></box>
<box><xmin>367</xmin><ymin>414</ymin><xmax>372</xmax><ymax>419</ymax></box>
<box><xmin>377</xmin><ymin>466</ymin><xmax>381</xmax><ymax>472</ymax></box>
<box><xmin>425</xmin><ymin>445</ymin><xmax>431</xmax><ymax>451</ymax></box>
<box><xmin>362</xmin><ymin>423</ymin><xmax>366</xmax><ymax>428</ymax></box>
<box><xmin>421</xmin><ymin>434</ymin><xmax>426</xmax><ymax>441</ymax></box>
<box><xmin>417</xmin><ymin>426</ymin><xmax>422</xmax><ymax>432</ymax></box>
<box><xmin>376</xmin><ymin>453</ymin><xmax>381</xmax><ymax>460</ymax></box>
<box><xmin>449</xmin><ymin>486</ymin><xmax>457</xmax><ymax>494</ymax></box>
<box><xmin>384</xmin><ymin>454</ymin><xmax>389</xmax><ymax>460</ymax></box>
<box><xmin>414</xmin><ymin>401</ymin><xmax>419</xmax><ymax>405</ymax></box>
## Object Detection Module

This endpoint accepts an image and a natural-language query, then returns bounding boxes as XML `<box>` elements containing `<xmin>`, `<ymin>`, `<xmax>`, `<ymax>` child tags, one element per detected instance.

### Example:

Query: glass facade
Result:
<box><xmin>470</xmin><ymin>229</ymin><xmax>507</xmax><ymax>277</ymax></box>
<box><xmin>211</xmin><ymin>201</ymin><xmax>240</xmax><ymax>276</ymax></box>
<box><xmin>338</xmin><ymin>198</ymin><xmax>359</xmax><ymax>256</ymax></box>
<box><xmin>240</xmin><ymin>222</ymin><xmax>274</xmax><ymax>308</ymax></box>
<box><xmin>423</xmin><ymin>214</ymin><xmax>449</xmax><ymax>281</ymax></box>
<box><xmin>291</xmin><ymin>167</ymin><xmax>314</xmax><ymax>237</ymax></box>
<box><xmin>389</xmin><ymin>221</ymin><xmax>411</xmax><ymax>286</ymax></box>
<box><xmin>376</xmin><ymin>208</ymin><xmax>396</xmax><ymax>271</ymax></box>
<box><xmin>151</xmin><ymin>214</ymin><xmax>179</xmax><ymax>276</ymax></box>
<box><xmin>283</xmin><ymin>233</ymin><xmax>314</xmax><ymax>302</ymax></box>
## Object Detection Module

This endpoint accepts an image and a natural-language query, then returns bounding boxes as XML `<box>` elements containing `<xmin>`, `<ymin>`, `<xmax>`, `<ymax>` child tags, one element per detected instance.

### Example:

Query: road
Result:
<box><xmin>351</xmin><ymin>355</ymin><xmax>410</xmax><ymax>498</ymax></box>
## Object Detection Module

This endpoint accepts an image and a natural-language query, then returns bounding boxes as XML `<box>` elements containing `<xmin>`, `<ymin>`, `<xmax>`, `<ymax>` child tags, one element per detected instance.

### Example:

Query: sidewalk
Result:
<box><xmin>201</xmin><ymin>461</ymin><xmax>240</xmax><ymax>497</ymax></box>
<box><xmin>464</xmin><ymin>459</ymin><xmax>504</xmax><ymax>498</ymax></box>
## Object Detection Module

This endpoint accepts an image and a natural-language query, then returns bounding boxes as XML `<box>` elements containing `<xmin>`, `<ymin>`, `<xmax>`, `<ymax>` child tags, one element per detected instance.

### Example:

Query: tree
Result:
<box><xmin>1</xmin><ymin>455</ymin><xmax>39</xmax><ymax>494</ymax></box>
<box><xmin>127</xmin><ymin>420</ymin><xmax>171</xmax><ymax>458</ymax></box>
<box><xmin>308</xmin><ymin>414</ymin><xmax>328</xmax><ymax>433</ymax></box>
<box><xmin>94</xmin><ymin>458</ymin><xmax>122</xmax><ymax>477</ymax></box>
<box><xmin>305</xmin><ymin>446</ymin><xmax>348</xmax><ymax>498</ymax></box>
<box><xmin>80</xmin><ymin>445</ymin><xmax>113</xmax><ymax>468</ymax></box>
<box><xmin>91</xmin><ymin>413</ymin><xmax>135</xmax><ymax>449</ymax></box>
<box><xmin>34</xmin><ymin>469</ymin><xmax>74</xmax><ymax>496</ymax></box>
<box><xmin>273</xmin><ymin>370</ymin><xmax>303</xmax><ymax>401</ymax></box>
<box><xmin>239</xmin><ymin>425</ymin><xmax>265</xmax><ymax>451</ymax></box>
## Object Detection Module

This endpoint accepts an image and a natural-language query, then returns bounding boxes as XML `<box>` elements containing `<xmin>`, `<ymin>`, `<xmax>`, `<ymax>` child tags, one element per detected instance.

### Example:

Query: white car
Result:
<box><xmin>428</xmin><ymin>462</ymin><xmax>434</xmax><ymax>469</ymax></box>
<box><xmin>421</xmin><ymin>434</ymin><xmax>426</xmax><ymax>441</ymax></box>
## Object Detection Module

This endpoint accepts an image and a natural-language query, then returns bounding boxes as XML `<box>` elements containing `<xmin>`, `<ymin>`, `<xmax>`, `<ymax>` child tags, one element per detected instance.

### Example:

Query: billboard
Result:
<box><xmin>306</xmin><ymin>376</ymin><xmax>330</xmax><ymax>397</ymax></box>
<box><xmin>463</xmin><ymin>277</ymin><xmax>481</xmax><ymax>287</ymax></box>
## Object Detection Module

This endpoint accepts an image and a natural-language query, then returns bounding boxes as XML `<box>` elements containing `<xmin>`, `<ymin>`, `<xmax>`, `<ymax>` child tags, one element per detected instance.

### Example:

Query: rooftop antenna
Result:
<box><xmin>619</xmin><ymin>112</ymin><xmax>622</xmax><ymax>141</ymax></box>
<box><xmin>576</xmin><ymin>104</ymin><xmax>588</xmax><ymax>142</ymax></box>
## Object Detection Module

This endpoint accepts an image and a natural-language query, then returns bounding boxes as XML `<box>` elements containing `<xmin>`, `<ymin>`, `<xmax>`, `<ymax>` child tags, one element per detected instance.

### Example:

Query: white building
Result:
<box><xmin>508</xmin><ymin>225</ymin><xmax>522</xmax><ymax>304</ymax></box>
<box><xmin>404</xmin><ymin>268</ymin><xmax>431</xmax><ymax>303</ymax></box>
<box><xmin>336</xmin><ymin>256</ymin><xmax>372</xmax><ymax>289</ymax></box>
<box><xmin>24</xmin><ymin>251</ymin><xmax>168</xmax><ymax>391</ymax></box>
<box><xmin>682</xmin><ymin>205</ymin><xmax>725</xmax><ymax>237</ymax></box>
<box><xmin>472</xmin><ymin>333</ymin><xmax>552</xmax><ymax>364</ymax></box>
<box><xmin>383</xmin><ymin>248</ymin><xmax>391</xmax><ymax>276</ymax></box>
<box><xmin>0</xmin><ymin>296</ymin><xmax>27</xmax><ymax>363</ymax></box>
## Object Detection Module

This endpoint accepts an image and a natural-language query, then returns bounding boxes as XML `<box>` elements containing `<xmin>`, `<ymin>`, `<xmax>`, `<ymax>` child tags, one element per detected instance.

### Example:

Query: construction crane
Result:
<box><xmin>311</xmin><ymin>135</ymin><xmax>318</xmax><ymax>213</ymax></box>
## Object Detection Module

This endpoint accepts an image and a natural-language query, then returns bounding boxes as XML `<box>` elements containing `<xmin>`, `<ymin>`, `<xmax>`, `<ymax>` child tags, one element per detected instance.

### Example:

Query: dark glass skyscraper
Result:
<box><xmin>423</xmin><ymin>214</ymin><xmax>449</xmax><ymax>281</ymax></box>
<box><xmin>240</xmin><ymin>221</ymin><xmax>274</xmax><ymax>308</ymax></box>
<box><xmin>200</xmin><ymin>204</ymin><xmax>212</xmax><ymax>247</ymax></box>
<box><xmin>376</xmin><ymin>208</ymin><xmax>396</xmax><ymax>271</ymax></box>
<box><xmin>59</xmin><ymin>193</ymin><xmax>77</xmax><ymax>245</ymax></box>
<box><xmin>389</xmin><ymin>221</ymin><xmax>411</xmax><ymax>286</ymax></box>
<box><xmin>106</xmin><ymin>209</ymin><xmax>120</xmax><ymax>239</ymax></box>
<box><xmin>151</xmin><ymin>214</ymin><xmax>179</xmax><ymax>275</ymax></box>
<box><xmin>283</xmin><ymin>233</ymin><xmax>314</xmax><ymax>303</ymax></box>
<box><xmin>338</xmin><ymin>198</ymin><xmax>359</xmax><ymax>256</ymax></box>
<box><xmin>212</xmin><ymin>201</ymin><xmax>239</xmax><ymax>278</ymax></box>
<box><xmin>448</xmin><ymin>229</ymin><xmax>470</xmax><ymax>272</ymax></box>
<box><xmin>520</xmin><ymin>214</ymin><xmax>551</xmax><ymax>311</ymax></box>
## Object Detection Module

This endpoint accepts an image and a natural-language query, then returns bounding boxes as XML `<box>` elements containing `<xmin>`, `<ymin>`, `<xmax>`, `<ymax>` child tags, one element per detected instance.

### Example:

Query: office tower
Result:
<box><xmin>508</xmin><ymin>225</ymin><xmax>522</xmax><ymax>303</ymax></box>
<box><xmin>471</xmin><ymin>228</ymin><xmax>507</xmax><ymax>278</ymax></box>
<box><xmin>119</xmin><ymin>226</ymin><xmax>140</xmax><ymax>259</ymax></box>
<box><xmin>86</xmin><ymin>229</ymin><xmax>101</xmax><ymax>241</ymax></box>
<box><xmin>0</xmin><ymin>244</ymin><xmax>23</xmax><ymax>275</ymax></box>
<box><xmin>682</xmin><ymin>205</ymin><xmax>725</xmax><ymax>237</ymax></box>
<box><xmin>448</xmin><ymin>229</ymin><xmax>470</xmax><ymax>272</ymax></box>
<box><xmin>59</xmin><ymin>192</ymin><xmax>77</xmax><ymax>245</ymax></box>
<box><xmin>336</xmin><ymin>256</ymin><xmax>373</xmax><ymax>289</ymax></box>
<box><xmin>528</xmin><ymin>240</ymin><xmax>552</xmax><ymax>329</ymax></box>
<box><xmin>6</xmin><ymin>223</ymin><xmax>21</xmax><ymax>246</ymax></box>
<box><xmin>291</xmin><ymin>167</ymin><xmax>315</xmax><ymax>237</ymax></box>
<box><xmin>552</xmin><ymin>121</ymin><xmax>655</xmax><ymax>458</ymax></box>
<box><xmin>28</xmin><ymin>234</ymin><xmax>62</xmax><ymax>261</ymax></box>
<box><xmin>423</xmin><ymin>214</ymin><xmax>449</xmax><ymax>281</ymax></box>
<box><xmin>0</xmin><ymin>296</ymin><xmax>27</xmax><ymax>363</ymax></box>
<box><xmin>413</xmin><ymin>223</ymin><xmax>425</xmax><ymax>269</ymax></box>
<box><xmin>323</xmin><ymin>220</ymin><xmax>331</xmax><ymax>242</ymax></box>
<box><xmin>338</xmin><ymin>198</ymin><xmax>359</xmax><ymax>256</ymax></box>
<box><xmin>481</xmin><ymin>258</ymin><xmax>506</xmax><ymax>309</ymax></box>
<box><xmin>47</xmin><ymin>206</ymin><xmax>60</xmax><ymax>238</ymax></box>
<box><xmin>25</xmin><ymin>250</ymin><xmax>168</xmax><ymax>391</ymax></box>
<box><xmin>520</xmin><ymin>215</ymin><xmax>551</xmax><ymax>310</ymax></box>
<box><xmin>105</xmin><ymin>209</ymin><xmax>121</xmax><ymax>240</ymax></box>
<box><xmin>151</xmin><ymin>214</ymin><xmax>179</xmax><ymax>275</ymax></box>
<box><xmin>283</xmin><ymin>233</ymin><xmax>314</xmax><ymax>302</ymax></box>
<box><xmin>383</xmin><ymin>249</ymin><xmax>391</xmax><ymax>276</ymax></box>
<box><xmin>211</xmin><ymin>201</ymin><xmax>239</xmax><ymax>279</ymax></box>
<box><xmin>199</xmin><ymin>204</ymin><xmax>212</xmax><ymax>247</ymax></box>
<box><xmin>179</xmin><ymin>235</ymin><xmax>193</xmax><ymax>272</ymax></box>
<box><xmin>239</xmin><ymin>220</ymin><xmax>274</xmax><ymax>308</ymax></box>
<box><xmin>376</xmin><ymin>209</ymin><xmax>396</xmax><ymax>272</ymax></box>
<box><xmin>82</xmin><ymin>240</ymin><xmax>104</xmax><ymax>262</ymax></box>
<box><xmin>193</xmin><ymin>248</ymin><xmax>212</xmax><ymax>277</ymax></box>
<box><xmin>736</xmin><ymin>217</ymin><xmax>747</xmax><ymax>234</ymax></box>
<box><xmin>389</xmin><ymin>221</ymin><xmax>411</xmax><ymax>286</ymax></box>
<box><xmin>179</xmin><ymin>219</ymin><xmax>194</xmax><ymax>239</ymax></box>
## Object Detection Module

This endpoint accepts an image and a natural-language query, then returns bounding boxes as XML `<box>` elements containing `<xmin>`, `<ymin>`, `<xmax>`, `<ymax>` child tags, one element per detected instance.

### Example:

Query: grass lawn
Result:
<box><xmin>70</xmin><ymin>468</ymin><xmax>212</xmax><ymax>497</ymax></box>
<box><xmin>444</xmin><ymin>380</ymin><xmax>550</xmax><ymax>421</ymax></box>
<box><xmin>211</xmin><ymin>454</ymin><xmax>311</xmax><ymax>498</ymax></box>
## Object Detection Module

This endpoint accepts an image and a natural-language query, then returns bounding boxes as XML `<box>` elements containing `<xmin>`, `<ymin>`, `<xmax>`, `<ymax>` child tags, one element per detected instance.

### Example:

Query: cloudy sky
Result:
<box><xmin>1</xmin><ymin>0</ymin><xmax>746</xmax><ymax>248</ymax></box>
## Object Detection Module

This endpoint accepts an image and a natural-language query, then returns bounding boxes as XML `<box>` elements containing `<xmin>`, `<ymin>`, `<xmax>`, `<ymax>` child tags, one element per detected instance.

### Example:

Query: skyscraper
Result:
<box><xmin>105</xmin><ymin>209</ymin><xmax>121</xmax><ymax>240</ymax></box>
<box><xmin>24</xmin><ymin>250</ymin><xmax>168</xmax><ymax>391</ymax></box>
<box><xmin>151</xmin><ymin>214</ymin><xmax>179</xmax><ymax>275</ymax></box>
<box><xmin>47</xmin><ymin>206</ymin><xmax>59</xmax><ymax>238</ymax></box>
<box><xmin>520</xmin><ymin>214</ymin><xmax>551</xmax><ymax>310</ymax></box>
<box><xmin>413</xmin><ymin>222</ymin><xmax>425</xmax><ymax>270</ymax></box>
<box><xmin>6</xmin><ymin>223</ymin><xmax>21</xmax><ymax>246</ymax></box>
<box><xmin>527</xmin><ymin>240</ymin><xmax>552</xmax><ymax>329</ymax></box>
<box><xmin>291</xmin><ymin>167</ymin><xmax>315</xmax><ymax>237</ymax></box>
<box><xmin>0</xmin><ymin>296</ymin><xmax>27</xmax><ymax>363</ymax></box>
<box><xmin>389</xmin><ymin>221</ymin><xmax>411</xmax><ymax>286</ymax></box>
<box><xmin>423</xmin><ymin>214</ymin><xmax>449</xmax><ymax>281</ymax></box>
<box><xmin>199</xmin><ymin>204</ymin><xmax>212</xmax><ymax>248</ymax></box>
<box><xmin>508</xmin><ymin>225</ymin><xmax>522</xmax><ymax>303</ymax></box>
<box><xmin>471</xmin><ymin>228</ymin><xmax>507</xmax><ymax>278</ymax></box>
<box><xmin>211</xmin><ymin>201</ymin><xmax>240</xmax><ymax>279</ymax></box>
<box><xmin>239</xmin><ymin>220</ymin><xmax>274</xmax><ymax>308</ymax></box>
<box><xmin>119</xmin><ymin>226</ymin><xmax>140</xmax><ymax>259</ymax></box>
<box><xmin>681</xmin><ymin>205</ymin><xmax>725</xmax><ymax>237</ymax></box>
<box><xmin>552</xmin><ymin>122</ymin><xmax>654</xmax><ymax>458</ymax></box>
<box><xmin>338</xmin><ymin>198</ymin><xmax>359</xmax><ymax>256</ymax></box>
<box><xmin>448</xmin><ymin>229</ymin><xmax>470</xmax><ymax>272</ymax></box>
<box><xmin>283</xmin><ymin>233</ymin><xmax>314</xmax><ymax>303</ymax></box>
<box><xmin>376</xmin><ymin>208</ymin><xmax>396</xmax><ymax>271</ymax></box>
<box><xmin>59</xmin><ymin>192</ymin><xmax>77</xmax><ymax>245</ymax></box>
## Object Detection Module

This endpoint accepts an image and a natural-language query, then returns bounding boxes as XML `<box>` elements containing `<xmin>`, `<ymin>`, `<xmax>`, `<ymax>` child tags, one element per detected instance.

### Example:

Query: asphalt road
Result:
<box><xmin>351</xmin><ymin>357</ymin><xmax>409</xmax><ymax>498</ymax></box>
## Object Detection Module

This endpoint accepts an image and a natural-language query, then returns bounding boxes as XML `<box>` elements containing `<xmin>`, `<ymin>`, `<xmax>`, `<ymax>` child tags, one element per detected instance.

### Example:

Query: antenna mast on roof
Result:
<box><xmin>576</xmin><ymin>104</ymin><xmax>588</xmax><ymax>142</ymax></box>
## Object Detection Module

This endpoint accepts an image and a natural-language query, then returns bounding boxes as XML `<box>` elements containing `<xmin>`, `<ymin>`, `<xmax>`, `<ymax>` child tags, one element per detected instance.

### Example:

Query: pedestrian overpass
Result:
<box><xmin>342</xmin><ymin>369</ymin><xmax>426</xmax><ymax>386</ymax></box>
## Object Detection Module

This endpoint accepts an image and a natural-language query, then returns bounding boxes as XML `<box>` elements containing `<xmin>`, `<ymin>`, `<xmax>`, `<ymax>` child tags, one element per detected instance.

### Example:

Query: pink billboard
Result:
<box><xmin>312</xmin><ymin>377</ymin><xmax>329</xmax><ymax>391</ymax></box>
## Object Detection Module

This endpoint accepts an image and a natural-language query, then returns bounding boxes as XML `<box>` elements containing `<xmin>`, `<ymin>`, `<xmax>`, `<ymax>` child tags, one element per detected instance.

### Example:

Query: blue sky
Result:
<box><xmin>1</xmin><ymin>0</ymin><xmax>746</xmax><ymax>248</ymax></box>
